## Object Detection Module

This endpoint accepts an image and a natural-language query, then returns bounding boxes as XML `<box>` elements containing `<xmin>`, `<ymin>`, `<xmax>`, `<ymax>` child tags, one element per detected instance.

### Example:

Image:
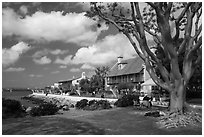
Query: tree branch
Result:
<box><xmin>178</xmin><ymin>38</ymin><xmax>187</xmax><ymax>55</ymax></box>
<box><xmin>130</xmin><ymin>2</ymin><xmax>140</xmax><ymax>31</ymax></box>
<box><xmin>143</xmin><ymin>26</ymin><xmax>161</xmax><ymax>44</ymax></box>
<box><xmin>146</xmin><ymin>2</ymin><xmax>157</xmax><ymax>9</ymax></box>
<box><xmin>93</xmin><ymin>3</ymin><xmax>123</xmax><ymax>31</ymax></box>
<box><xmin>124</xmin><ymin>32</ymin><xmax>145</xmax><ymax>60</ymax></box>
<box><xmin>191</xmin><ymin>36</ymin><xmax>202</xmax><ymax>53</ymax></box>
<box><xmin>112</xmin><ymin>14</ymin><xmax>133</xmax><ymax>22</ymax></box>
<box><xmin>134</xmin><ymin>2</ymin><xmax>159</xmax><ymax>63</ymax></box>
<box><xmin>176</xmin><ymin>2</ymin><xmax>192</xmax><ymax>23</ymax></box>
<box><xmin>193</xmin><ymin>25</ymin><xmax>202</xmax><ymax>42</ymax></box>
<box><xmin>164</xmin><ymin>2</ymin><xmax>173</xmax><ymax>18</ymax></box>
<box><xmin>145</xmin><ymin>57</ymin><xmax>171</xmax><ymax>91</ymax></box>
<box><xmin>194</xmin><ymin>48</ymin><xmax>202</xmax><ymax>66</ymax></box>
<box><xmin>173</xmin><ymin>3</ymin><xmax>192</xmax><ymax>41</ymax></box>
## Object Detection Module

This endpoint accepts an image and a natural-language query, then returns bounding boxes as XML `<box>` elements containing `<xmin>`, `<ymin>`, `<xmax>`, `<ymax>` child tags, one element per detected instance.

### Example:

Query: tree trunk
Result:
<box><xmin>169</xmin><ymin>79</ymin><xmax>186</xmax><ymax>114</ymax></box>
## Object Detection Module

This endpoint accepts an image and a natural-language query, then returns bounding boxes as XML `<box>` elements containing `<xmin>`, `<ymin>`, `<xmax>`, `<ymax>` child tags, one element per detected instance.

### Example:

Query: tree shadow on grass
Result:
<box><xmin>2</xmin><ymin>116</ymin><xmax>105</xmax><ymax>135</ymax></box>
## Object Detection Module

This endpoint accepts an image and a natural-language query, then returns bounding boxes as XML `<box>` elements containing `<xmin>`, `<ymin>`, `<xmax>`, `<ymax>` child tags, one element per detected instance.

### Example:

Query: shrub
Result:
<box><xmin>21</xmin><ymin>96</ymin><xmax>45</xmax><ymax>105</ymax></box>
<box><xmin>30</xmin><ymin>103</ymin><xmax>59</xmax><ymax>117</ymax></box>
<box><xmin>114</xmin><ymin>94</ymin><xmax>139</xmax><ymax>107</ymax></box>
<box><xmin>97</xmin><ymin>100</ymin><xmax>112</xmax><ymax>109</ymax></box>
<box><xmin>88</xmin><ymin>100</ymin><xmax>98</xmax><ymax>106</ymax></box>
<box><xmin>75</xmin><ymin>99</ymin><xmax>88</xmax><ymax>109</ymax></box>
<box><xmin>2</xmin><ymin>98</ymin><xmax>26</xmax><ymax>119</ymax></box>
<box><xmin>75</xmin><ymin>99</ymin><xmax>112</xmax><ymax>110</ymax></box>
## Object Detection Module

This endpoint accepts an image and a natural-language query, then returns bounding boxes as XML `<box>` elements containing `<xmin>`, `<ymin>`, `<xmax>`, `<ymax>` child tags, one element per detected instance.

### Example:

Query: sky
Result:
<box><xmin>2</xmin><ymin>2</ymin><xmax>138</xmax><ymax>88</ymax></box>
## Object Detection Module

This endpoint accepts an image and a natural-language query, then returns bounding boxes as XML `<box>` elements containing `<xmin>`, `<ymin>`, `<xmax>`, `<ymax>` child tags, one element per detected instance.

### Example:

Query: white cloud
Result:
<box><xmin>4</xmin><ymin>67</ymin><xmax>25</xmax><ymax>72</ymax></box>
<box><xmin>29</xmin><ymin>74</ymin><xmax>43</xmax><ymax>77</ymax></box>
<box><xmin>54</xmin><ymin>55</ymin><xmax>72</xmax><ymax>65</ymax></box>
<box><xmin>70</xmin><ymin>68</ymin><xmax>80</xmax><ymax>72</ymax></box>
<box><xmin>59</xmin><ymin>65</ymin><xmax>67</xmax><ymax>69</ymax></box>
<box><xmin>2</xmin><ymin>41</ymin><xmax>31</xmax><ymax>67</ymax></box>
<box><xmin>71</xmin><ymin>33</ymin><xmax>136</xmax><ymax>65</ymax></box>
<box><xmin>32</xmin><ymin>48</ymin><xmax>69</xmax><ymax>62</ymax></box>
<box><xmin>33</xmin><ymin>56</ymin><xmax>51</xmax><ymax>65</ymax></box>
<box><xmin>51</xmin><ymin>71</ymin><xmax>60</xmax><ymax>74</ymax></box>
<box><xmin>50</xmin><ymin>49</ymin><xmax>69</xmax><ymax>55</ymax></box>
<box><xmin>81</xmin><ymin>64</ymin><xmax>95</xmax><ymax>70</ymax></box>
<box><xmin>3</xmin><ymin>8</ymin><xmax>108</xmax><ymax>46</ymax></box>
<box><xmin>53</xmin><ymin>33</ymin><xmax>137</xmax><ymax>67</ymax></box>
<box><xmin>19</xmin><ymin>5</ymin><xmax>28</xmax><ymax>15</ymax></box>
<box><xmin>32</xmin><ymin>49</ymin><xmax>50</xmax><ymax>58</ymax></box>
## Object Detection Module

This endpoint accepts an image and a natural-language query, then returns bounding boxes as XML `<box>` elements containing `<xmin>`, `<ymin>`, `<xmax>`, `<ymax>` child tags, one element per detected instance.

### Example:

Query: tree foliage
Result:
<box><xmin>79</xmin><ymin>78</ymin><xmax>91</xmax><ymax>92</ymax></box>
<box><xmin>88</xmin><ymin>2</ymin><xmax>202</xmax><ymax>113</ymax></box>
<box><xmin>90</xmin><ymin>66</ymin><xmax>110</xmax><ymax>91</ymax></box>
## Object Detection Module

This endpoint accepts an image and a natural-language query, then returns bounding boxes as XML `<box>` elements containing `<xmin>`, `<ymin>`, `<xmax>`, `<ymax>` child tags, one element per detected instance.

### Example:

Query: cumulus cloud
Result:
<box><xmin>53</xmin><ymin>33</ymin><xmax>137</xmax><ymax>67</ymax></box>
<box><xmin>3</xmin><ymin>8</ymin><xmax>108</xmax><ymax>46</ymax></box>
<box><xmin>19</xmin><ymin>5</ymin><xmax>28</xmax><ymax>15</ymax></box>
<box><xmin>71</xmin><ymin>33</ymin><xmax>136</xmax><ymax>65</ymax></box>
<box><xmin>29</xmin><ymin>74</ymin><xmax>43</xmax><ymax>77</ymax></box>
<box><xmin>54</xmin><ymin>55</ymin><xmax>72</xmax><ymax>65</ymax></box>
<box><xmin>70</xmin><ymin>68</ymin><xmax>81</xmax><ymax>72</ymax></box>
<box><xmin>32</xmin><ymin>48</ymin><xmax>69</xmax><ymax>58</ymax></box>
<box><xmin>50</xmin><ymin>49</ymin><xmax>69</xmax><ymax>55</ymax></box>
<box><xmin>81</xmin><ymin>64</ymin><xmax>95</xmax><ymax>70</ymax></box>
<box><xmin>51</xmin><ymin>70</ymin><xmax>60</xmax><ymax>74</ymax></box>
<box><xmin>4</xmin><ymin>67</ymin><xmax>25</xmax><ymax>72</ymax></box>
<box><xmin>2</xmin><ymin>41</ymin><xmax>31</xmax><ymax>67</ymax></box>
<box><xmin>33</xmin><ymin>56</ymin><xmax>51</xmax><ymax>65</ymax></box>
<box><xmin>32</xmin><ymin>48</ymin><xmax>69</xmax><ymax>65</ymax></box>
<box><xmin>59</xmin><ymin>65</ymin><xmax>67</xmax><ymax>69</ymax></box>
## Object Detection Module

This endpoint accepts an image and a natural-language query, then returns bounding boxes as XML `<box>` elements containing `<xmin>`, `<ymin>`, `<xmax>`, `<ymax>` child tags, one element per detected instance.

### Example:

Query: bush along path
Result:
<box><xmin>75</xmin><ymin>99</ymin><xmax>112</xmax><ymax>111</ymax></box>
<box><xmin>2</xmin><ymin>98</ymin><xmax>27</xmax><ymax>119</ymax></box>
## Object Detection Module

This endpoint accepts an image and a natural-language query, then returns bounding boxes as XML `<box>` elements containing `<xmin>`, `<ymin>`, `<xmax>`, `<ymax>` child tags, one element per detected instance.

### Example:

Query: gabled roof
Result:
<box><xmin>58</xmin><ymin>76</ymin><xmax>81</xmax><ymax>83</ymax></box>
<box><xmin>141</xmin><ymin>78</ymin><xmax>156</xmax><ymax>86</ymax></box>
<box><xmin>108</xmin><ymin>57</ymin><xmax>144</xmax><ymax>77</ymax></box>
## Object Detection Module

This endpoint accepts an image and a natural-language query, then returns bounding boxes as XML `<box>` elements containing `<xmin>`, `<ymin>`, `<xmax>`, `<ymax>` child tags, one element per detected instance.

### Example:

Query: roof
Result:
<box><xmin>141</xmin><ymin>79</ymin><xmax>156</xmax><ymax>86</ymax></box>
<box><xmin>58</xmin><ymin>76</ymin><xmax>81</xmax><ymax>83</ymax></box>
<box><xmin>108</xmin><ymin>57</ymin><xmax>144</xmax><ymax>77</ymax></box>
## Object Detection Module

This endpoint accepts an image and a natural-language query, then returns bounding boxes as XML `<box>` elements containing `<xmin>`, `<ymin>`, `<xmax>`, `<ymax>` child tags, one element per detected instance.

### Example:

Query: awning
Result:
<box><xmin>141</xmin><ymin>79</ymin><xmax>156</xmax><ymax>86</ymax></box>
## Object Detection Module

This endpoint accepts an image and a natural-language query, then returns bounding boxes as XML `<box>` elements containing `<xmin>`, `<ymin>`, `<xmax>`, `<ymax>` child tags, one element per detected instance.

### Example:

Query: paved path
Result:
<box><xmin>32</xmin><ymin>93</ymin><xmax>118</xmax><ymax>104</ymax></box>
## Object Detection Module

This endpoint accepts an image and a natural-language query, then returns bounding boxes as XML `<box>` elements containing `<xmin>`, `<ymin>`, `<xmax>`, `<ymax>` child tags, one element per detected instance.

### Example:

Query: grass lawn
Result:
<box><xmin>2</xmin><ymin>107</ymin><xmax>202</xmax><ymax>135</ymax></box>
<box><xmin>2</xmin><ymin>116</ymin><xmax>105</xmax><ymax>135</ymax></box>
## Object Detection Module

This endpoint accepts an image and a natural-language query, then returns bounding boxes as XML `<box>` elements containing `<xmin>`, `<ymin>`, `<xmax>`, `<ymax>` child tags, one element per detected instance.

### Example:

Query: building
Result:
<box><xmin>106</xmin><ymin>56</ymin><xmax>156</xmax><ymax>95</ymax></box>
<box><xmin>72</xmin><ymin>72</ymin><xmax>87</xmax><ymax>89</ymax></box>
<box><xmin>58</xmin><ymin>79</ymin><xmax>73</xmax><ymax>92</ymax></box>
<box><xmin>50</xmin><ymin>72</ymin><xmax>89</xmax><ymax>95</ymax></box>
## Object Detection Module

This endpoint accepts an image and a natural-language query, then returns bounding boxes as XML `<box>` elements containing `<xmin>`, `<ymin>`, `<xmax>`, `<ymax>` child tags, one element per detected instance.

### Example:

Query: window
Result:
<box><xmin>152</xmin><ymin>86</ymin><xmax>159</xmax><ymax>91</ymax></box>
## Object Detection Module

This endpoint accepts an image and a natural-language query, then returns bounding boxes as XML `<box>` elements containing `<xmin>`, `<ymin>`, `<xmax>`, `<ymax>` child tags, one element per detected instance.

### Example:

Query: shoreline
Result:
<box><xmin>31</xmin><ymin>93</ymin><xmax>118</xmax><ymax>105</ymax></box>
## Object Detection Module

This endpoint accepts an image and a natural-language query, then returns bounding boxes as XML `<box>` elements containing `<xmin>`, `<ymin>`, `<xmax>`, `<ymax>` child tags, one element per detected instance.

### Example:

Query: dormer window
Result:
<box><xmin>118</xmin><ymin>63</ymin><xmax>127</xmax><ymax>70</ymax></box>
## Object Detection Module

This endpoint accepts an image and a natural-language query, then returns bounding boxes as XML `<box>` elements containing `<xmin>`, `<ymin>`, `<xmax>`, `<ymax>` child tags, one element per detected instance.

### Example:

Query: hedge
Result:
<box><xmin>114</xmin><ymin>94</ymin><xmax>139</xmax><ymax>107</ymax></box>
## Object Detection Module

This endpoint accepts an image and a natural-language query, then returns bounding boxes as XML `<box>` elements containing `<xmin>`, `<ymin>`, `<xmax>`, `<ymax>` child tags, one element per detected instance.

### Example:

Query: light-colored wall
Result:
<box><xmin>72</xmin><ymin>77</ymin><xmax>83</xmax><ymax>86</ymax></box>
<box><xmin>143</xmin><ymin>64</ymin><xmax>151</xmax><ymax>81</ymax></box>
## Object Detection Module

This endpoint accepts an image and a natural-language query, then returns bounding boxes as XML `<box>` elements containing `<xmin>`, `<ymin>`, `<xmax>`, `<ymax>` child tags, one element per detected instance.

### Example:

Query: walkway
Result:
<box><xmin>32</xmin><ymin>93</ymin><xmax>118</xmax><ymax>104</ymax></box>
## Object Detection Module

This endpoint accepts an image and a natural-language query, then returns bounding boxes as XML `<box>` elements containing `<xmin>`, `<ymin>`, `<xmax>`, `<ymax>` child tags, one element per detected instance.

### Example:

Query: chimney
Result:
<box><xmin>82</xmin><ymin>72</ymin><xmax>86</xmax><ymax>79</ymax></box>
<box><xmin>117</xmin><ymin>56</ymin><xmax>123</xmax><ymax>64</ymax></box>
<box><xmin>117</xmin><ymin>56</ymin><xmax>123</xmax><ymax>70</ymax></box>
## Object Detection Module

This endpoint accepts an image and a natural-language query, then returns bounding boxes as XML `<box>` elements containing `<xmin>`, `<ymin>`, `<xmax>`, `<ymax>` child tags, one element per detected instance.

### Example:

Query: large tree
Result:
<box><xmin>92</xmin><ymin>66</ymin><xmax>110</xmax><ymax>91</ymax></box>
<box><xmin>88</xmin><ymin>2</ymin><xmax>202</xmax><ymax>114</ymax></box>
<box><xmin>79</xmin><ymin>78</ymin><xmax>91</xmax><ymax>93</ymax></box>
